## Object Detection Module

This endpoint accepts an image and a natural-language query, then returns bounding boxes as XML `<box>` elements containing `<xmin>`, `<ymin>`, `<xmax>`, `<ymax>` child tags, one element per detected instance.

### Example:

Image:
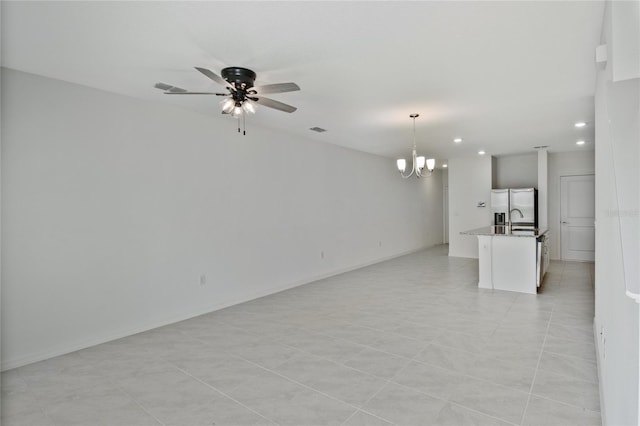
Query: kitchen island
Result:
<box><xmin>461</xmin><ymin>226</ymin><xmax>549</xmax><ymax>294</ymax></box>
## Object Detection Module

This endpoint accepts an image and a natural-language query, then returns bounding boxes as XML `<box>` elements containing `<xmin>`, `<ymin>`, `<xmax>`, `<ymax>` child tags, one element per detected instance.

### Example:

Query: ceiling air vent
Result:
<box><xmin>309</xmin><ymin>127</ymin><xmax>327</xmax><ymax>133</ymax></box>
<box><xmin>533</xmin><ymin>145</ymin><xmax>549</xmax><ymax>149</ymax></box>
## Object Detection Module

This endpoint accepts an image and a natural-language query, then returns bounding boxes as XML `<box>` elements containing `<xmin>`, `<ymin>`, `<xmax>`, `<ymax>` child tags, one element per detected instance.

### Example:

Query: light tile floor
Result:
<box><xmin>1</xmin><ymin>245</ymin><xmax>601</xmax><ymax>426</ymax></box>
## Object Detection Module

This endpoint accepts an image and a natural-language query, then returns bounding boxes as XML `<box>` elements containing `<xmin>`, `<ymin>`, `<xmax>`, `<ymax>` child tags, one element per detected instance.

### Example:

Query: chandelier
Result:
<box><xmin>396</xmin><ymin>114</ymin><xmax>435</xmax><ymax>178</ymax></box>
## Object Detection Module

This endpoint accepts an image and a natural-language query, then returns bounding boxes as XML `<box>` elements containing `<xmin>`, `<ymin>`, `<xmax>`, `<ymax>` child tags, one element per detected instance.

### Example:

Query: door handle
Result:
<box><xmin>561</xmin><ymin>221</ymin><xmax>570</xmax><ymax>224</ymax></box>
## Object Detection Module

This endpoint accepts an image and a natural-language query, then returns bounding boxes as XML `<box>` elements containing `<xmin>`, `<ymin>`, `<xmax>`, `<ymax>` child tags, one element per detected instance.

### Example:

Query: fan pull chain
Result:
<box><xmin>235</xmin><ymin>114</ymin><xmax>247</xmax><ymax>136</ymax></box>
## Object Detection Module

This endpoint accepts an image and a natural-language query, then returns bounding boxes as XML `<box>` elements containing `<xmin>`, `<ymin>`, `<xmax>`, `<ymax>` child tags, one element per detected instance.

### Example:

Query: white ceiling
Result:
<box><xmin>1</xmin><ymin>1</ymin><xmax>603</xmax><ymax>165</ymax></box>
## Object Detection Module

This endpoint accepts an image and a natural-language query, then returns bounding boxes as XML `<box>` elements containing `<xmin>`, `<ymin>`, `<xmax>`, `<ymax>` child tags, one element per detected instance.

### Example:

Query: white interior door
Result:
<box><xmin>560</xmin><ymin>175</ymin><xmax>595</xmax><ymax>261</ymax></box>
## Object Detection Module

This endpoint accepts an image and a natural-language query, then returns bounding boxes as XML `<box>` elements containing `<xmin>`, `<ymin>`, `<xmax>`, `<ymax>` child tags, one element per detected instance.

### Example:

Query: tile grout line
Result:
<box><xmin>518</xmin><ymin>279</ymin><xmax>559</xmax><ymax>425</ymax></box>
<box><xmin>97</xmin><ymin>334</ymin><xmax>274</xmax><ymax>425</ymax></box>
<box><xmin>216</xmin><ymin>314</ymin><xmax>509</xmax><ymax>425</ymax></box>
<box><xmin>339</xmin><ymin>342</ymin><xmax>430</xmax><ymax>426</ymax></box>
<box><xmin>5</xmin><ymin>373</ymin><xmax>57</xmax><ymax>426</ymax></box>
<box><xmin>190</xmin><ymin>314</ymin><xmax>420</xmax><ymax>365</ymax></box>
<box><xmin>110</xmin><ymin>380</ymin><xmax>167</xmax><ymax>426</ymax></box>
<box><xmin>340</xmin><ymin>331</ymin><xmax>521</xmax><ymax>426</ymax></box>
<box><xmin>543</xmin><ymin>348</ymin><xmax>597</xmax><ymax>365</ymax></box>
<box><xmin>90</xmin><ymin>350</ymin><xmax>169</xmax><ymax>425</ymax></box>
<box><xmin>169</xmin><ymin>363</ymin><xmax>281</xmax><ymax>426</ymax></box>
<box><xmin>527</xmin><ymin>392</ymin><xmax>602</xmax><ymax>414</ymax></box>
<box><xmin>520</xmin><ymin>260</ymin><xmax>601</xmax><ymax>417</ymax></box>
<box><xmin>14</xmin><ymin>355</ymin><xmax>168</xmax><ymax>426</ymax></box>
<box><xmin>183</xmin><ymin>328</ymin><xmax>396</xmax><ymax>383</ymax></box>
<box><xmin>178</xmin><ymin>283</ymin><xmax>562</xmax><ymax>424</ymax></box>
<box><xmin>181</xmin><ymin>315</ymin><xmax>436</xmax><ymax>380</ymax></box>
<box><xmin>6</xmin><ymin>375</ymin><xmax>59</xmax><ymax>426</ymax></box>
<box><xmin>383</xmin><ymin>327</ymin><xmax>528</xmax><ymax>426</ymax></box>
<box><xmin>208</xmin><ymin>356</ymin><xmax>368</xmax><ymax>423</ymax></box>
<box><xmin>164</xmin><ymin>335</ymin><xmax>421</xmax><ymax>425</ymax></box>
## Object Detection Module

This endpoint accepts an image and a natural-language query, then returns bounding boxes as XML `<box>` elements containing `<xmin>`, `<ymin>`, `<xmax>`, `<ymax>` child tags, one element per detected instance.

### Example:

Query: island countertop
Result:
<box><xmin>461</xmin><ymin>226</ymin><xmax>549</xmax><ymax>238</ymax></box>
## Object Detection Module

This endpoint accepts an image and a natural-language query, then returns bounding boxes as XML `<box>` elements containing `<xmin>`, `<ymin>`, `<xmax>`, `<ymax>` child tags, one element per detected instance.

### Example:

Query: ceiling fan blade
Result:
<box><xmin>194</xmin><ymin>67</ymin><xmax>234</xmax><ymax>90</ymax></box>
<box><xmin>251</xmin><ymin>82</ymin><xmax>300</xmax><ymax>94</ymax></box>
<box><xmin>164</xmin><ymin>92</ymin><xmax>228</xmax><ymax>95</ymax></box>
<box><xmin>154</xmin><ymin>82</ymin><xmax>188</xmax><ymax>93</ymax></box>
<box><xmin>253</xmin><ymin>96</ymin><xmax>297</xmax><ymax>113</ymax></box>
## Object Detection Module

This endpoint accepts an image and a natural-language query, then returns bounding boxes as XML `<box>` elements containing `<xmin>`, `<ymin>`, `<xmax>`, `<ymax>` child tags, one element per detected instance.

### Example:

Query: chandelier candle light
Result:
<box><xmin>397</xmin><ymin>114</ymin><xmax>435</xmax><ymax>178</ymax></box>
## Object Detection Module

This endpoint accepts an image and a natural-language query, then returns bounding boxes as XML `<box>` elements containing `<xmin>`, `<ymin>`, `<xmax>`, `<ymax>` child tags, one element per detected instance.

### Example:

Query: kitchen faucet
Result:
<box><xmin>509</xmin><ymin>208</ymin><xmax>524</xmax><ymax>225</ymax></box>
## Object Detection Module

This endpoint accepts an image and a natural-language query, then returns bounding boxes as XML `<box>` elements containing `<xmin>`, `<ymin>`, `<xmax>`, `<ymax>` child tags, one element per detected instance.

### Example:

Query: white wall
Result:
<box><xmin>593</xmin><ymin>2</ymin><xmax>639</xmax><ymax>425</ymax></box>
<box><xmin>611</xmin><ymin>0</ymin><xmax>640</xmax><ymax>82</ymax></box>
<box><xmin>0</xmin><ymin>63</ymin><xmax>3</xmax><ymax>405</ymax></box>
<box><xmin>448</xmin><ymin>156</ymin><xmax>492</xmax><ymax>258</ymax></box>
<box><xmin>493</xmin><ymin>153</ymin><xmax>538</xmax><ymax>189</ymax></box>
<box><xmin>547</xmin><ymin>150</ymin><xmax>595</xmax><ymax>260</ymax></box>
<box><xmin>537</xmin><ymin>150</ymin><xmax>548</xmax><ymax>229</ymax></box>
<box><xmin>0</xmin><ymin>69</ymin><xmax>442</xmax><ymax>370</ymax></box>
<box><xmin>419</xmin><ymin>170</ymin><xmax>445</xmax><ymax>247</ymax></box>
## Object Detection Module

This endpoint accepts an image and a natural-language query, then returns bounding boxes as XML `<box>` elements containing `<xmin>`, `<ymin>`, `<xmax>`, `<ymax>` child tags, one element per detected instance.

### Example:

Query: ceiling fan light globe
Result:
<box><xmin>221</xmin><ymin>98</ymin><xmax>234</xmax><ymax>112</ymax></box>
<box><xmin>242</xmin><ymin>101</ymin><xmax>256</xmax><ymax>114</ymax></box>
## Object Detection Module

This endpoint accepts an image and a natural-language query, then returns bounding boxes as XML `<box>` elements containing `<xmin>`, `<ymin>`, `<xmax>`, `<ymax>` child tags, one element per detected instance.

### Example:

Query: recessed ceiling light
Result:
<box><xmin>576</xmin><ymin>140</ymin><xmax>585</xmax><ymax>145</ymax></box>
<box><xmin>574</xmin><ymin>122</ymin><xmax>587</xmax><ymax>128</ymax></box>
<box><xmin>478</xmin><ymin>150</ymin><xmax>486</xmax><ymax>155</ymax></box>
<box><xmin>453</xmin><ymin>138</ymin><xmax>463</xmax><ymax>143</ymax></box>
<box><xmin>443</xmin><ymin>164</ymin><xmax>448</xmax><ymax>168</ymax></box>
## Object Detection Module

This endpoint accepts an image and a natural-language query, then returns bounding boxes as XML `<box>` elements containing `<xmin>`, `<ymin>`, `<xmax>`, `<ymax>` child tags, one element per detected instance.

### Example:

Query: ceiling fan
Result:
<box><xmin>155</xmin><ymin>67</ymin><xmax>300</xmax><ymax>134</ymax></box>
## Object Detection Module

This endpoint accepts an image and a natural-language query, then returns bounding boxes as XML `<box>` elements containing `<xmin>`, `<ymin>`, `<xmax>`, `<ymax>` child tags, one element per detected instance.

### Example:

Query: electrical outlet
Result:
<box><xmin>199</xmin><ymin>274</ymin><xmax>206</xmax><ymax>285</ymax></box>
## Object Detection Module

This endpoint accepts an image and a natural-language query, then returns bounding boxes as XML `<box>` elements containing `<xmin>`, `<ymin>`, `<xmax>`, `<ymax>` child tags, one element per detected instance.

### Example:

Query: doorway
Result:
<box><xmin>560</xmin><ymin>174</ymin><xmax>595</xmax><ymax>261</ymax></box>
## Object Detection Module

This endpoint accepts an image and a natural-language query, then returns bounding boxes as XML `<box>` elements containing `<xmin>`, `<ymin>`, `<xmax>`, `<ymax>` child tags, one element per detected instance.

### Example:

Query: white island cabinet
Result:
<box><xmin>462</xmin><ymin>226</ymin><xmax>549</xmax><ymax>294</ymax></box>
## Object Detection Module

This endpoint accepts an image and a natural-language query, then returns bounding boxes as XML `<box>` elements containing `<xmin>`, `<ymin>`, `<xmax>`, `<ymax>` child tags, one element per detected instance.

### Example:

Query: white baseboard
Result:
<box><xmin>447</xmin><ymin>253</ymin><xmax>479</xmax><ymax>259</ymax></box>
<box><xmin>1</xmin><ymin>245</ymin><xmax>431</xmax><ymax>371</ymax></box>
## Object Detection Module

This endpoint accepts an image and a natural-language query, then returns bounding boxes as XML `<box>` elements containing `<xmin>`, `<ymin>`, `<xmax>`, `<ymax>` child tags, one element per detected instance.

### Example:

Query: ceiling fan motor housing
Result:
<box><xmin>221</xmin><ymin>67</ymin><xmax>258</xmax><ymax>105</ymax></box>
<box><xmin>221</xmin><ymin>67</ymin><xmax>257</xmax><ymax>90</ymax></box>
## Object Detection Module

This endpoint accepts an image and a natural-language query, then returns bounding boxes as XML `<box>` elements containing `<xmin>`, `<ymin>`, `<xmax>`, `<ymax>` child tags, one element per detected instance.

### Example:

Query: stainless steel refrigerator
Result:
<box><xmin>509</xmin><ymin>188</ymin><xmax>538</xmax><ymax>227</ymax></box>
<box><xmin>491</xmin><ymin>188</ymin><xmax>538</xmax><ymax>227</ymax></box>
